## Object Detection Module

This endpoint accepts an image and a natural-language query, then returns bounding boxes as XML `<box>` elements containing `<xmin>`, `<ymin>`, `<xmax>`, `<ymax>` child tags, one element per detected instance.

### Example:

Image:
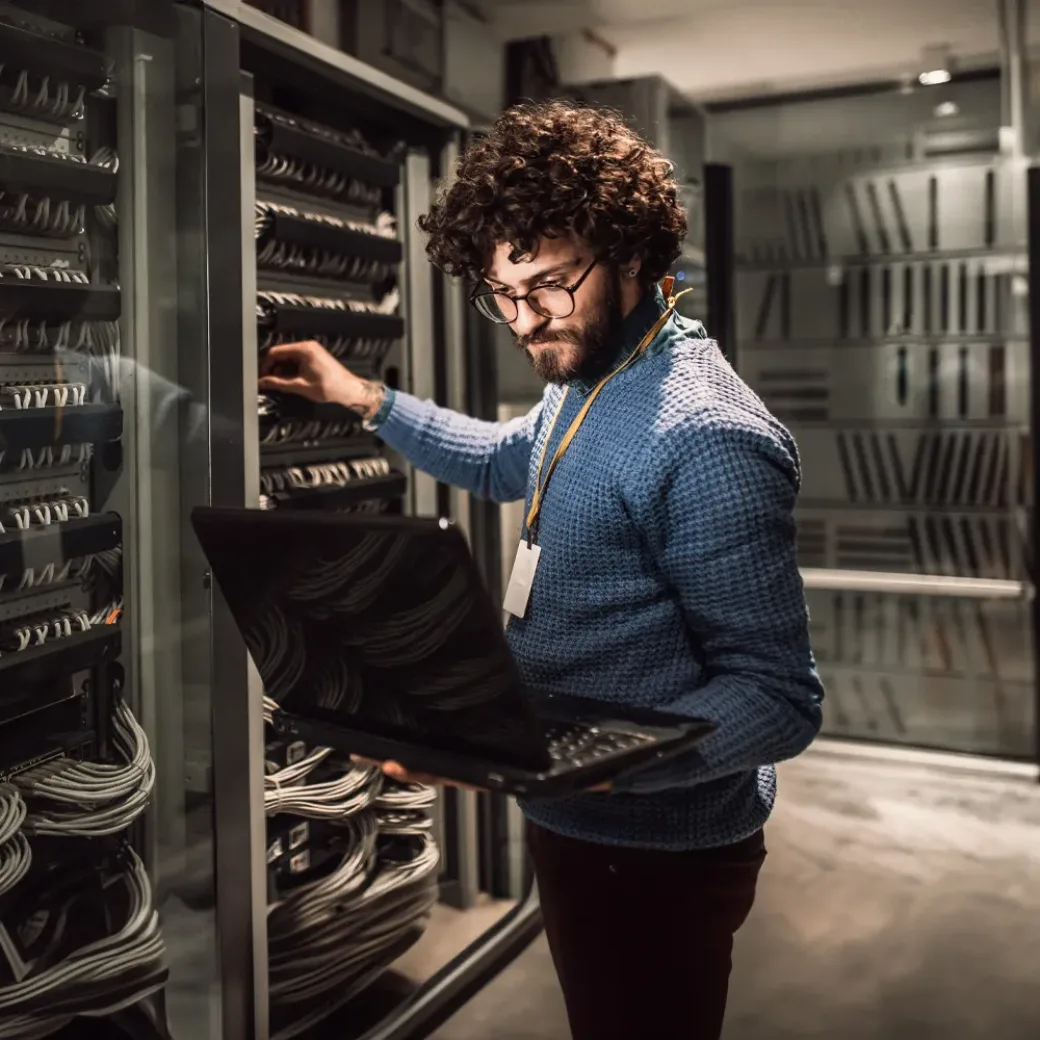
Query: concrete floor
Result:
<box><xmin>433</xmin><ymin>746</ymin><xmax>1040</xmax><ymax>1040</ymax></box>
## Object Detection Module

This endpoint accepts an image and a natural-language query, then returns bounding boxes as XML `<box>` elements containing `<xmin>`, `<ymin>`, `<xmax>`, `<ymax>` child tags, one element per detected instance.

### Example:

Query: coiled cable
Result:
<box><xmin>17</xmin><ymin>701</ymin><xmax>154</xmax><ymax>838</ymax></box>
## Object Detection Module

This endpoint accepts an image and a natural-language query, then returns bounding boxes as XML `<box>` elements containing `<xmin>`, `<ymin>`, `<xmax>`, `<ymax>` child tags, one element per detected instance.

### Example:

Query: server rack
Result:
<box><xmin>0</xmin><ymin>4</ymin><xmax>541</xmax><ymax>1038</ymax></box>
<box><xmin>0</xmin><ymin>2</ymin><xmax>200</xmax><ymax>1038</ymax></box>
<box><xmin>184</xmin><ymin>4</ymin><xmax>542</xmax><ymax>1040</ymax></box>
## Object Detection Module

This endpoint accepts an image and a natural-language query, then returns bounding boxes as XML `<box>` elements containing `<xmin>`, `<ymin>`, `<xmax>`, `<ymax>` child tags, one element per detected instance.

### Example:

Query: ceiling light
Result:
<box><xmin>918</xmin><ymin>44</ymin><xmax>953</xmax><ymax>86</ymax></box>
<box><xmin>934</xmin><ymin>100</ymin><xmax>959</xmax><ymax>117</ymax></box>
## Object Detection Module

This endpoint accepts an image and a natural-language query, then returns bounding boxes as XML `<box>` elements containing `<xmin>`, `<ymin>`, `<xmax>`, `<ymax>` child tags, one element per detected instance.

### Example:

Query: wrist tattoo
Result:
<box><xmin>357</xmin><ymin>379</ymin><xmax>386</xmax><ymax>422</ymax></box>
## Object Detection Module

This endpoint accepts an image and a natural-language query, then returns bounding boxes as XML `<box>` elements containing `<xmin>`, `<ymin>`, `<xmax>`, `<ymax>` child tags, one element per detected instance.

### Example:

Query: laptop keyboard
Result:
<box><xmin>544</xmin><ymin>724</ymin><xmax>656</xmax><ymax>767</ymax></box>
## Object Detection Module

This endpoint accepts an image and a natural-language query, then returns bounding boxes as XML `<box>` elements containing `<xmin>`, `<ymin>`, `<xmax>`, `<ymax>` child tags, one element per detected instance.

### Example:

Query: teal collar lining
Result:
<box><xmin>568</xmin><ymin>284</ymin><xmax>670</xmax><ymax>395</ymax></box>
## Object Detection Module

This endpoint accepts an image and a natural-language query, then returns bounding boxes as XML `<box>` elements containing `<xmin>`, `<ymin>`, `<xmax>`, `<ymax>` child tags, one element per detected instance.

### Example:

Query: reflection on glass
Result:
<box><xmin>721</xmin><ymin>74</ymin><xmax>1035</xmax><ymax>757</ymax></box>
<box><xmin>0</xmin><ymin>4</ymin><xmax>220</xmax><ymax>1039</ymax></box>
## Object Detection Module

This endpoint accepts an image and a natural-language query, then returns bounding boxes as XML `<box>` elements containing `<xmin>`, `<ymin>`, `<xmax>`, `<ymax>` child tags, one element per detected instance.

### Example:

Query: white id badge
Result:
<box><xmin>503</xmin><ymin>541</ymin><xmax>541</xmax><ymax>618</ymax></box>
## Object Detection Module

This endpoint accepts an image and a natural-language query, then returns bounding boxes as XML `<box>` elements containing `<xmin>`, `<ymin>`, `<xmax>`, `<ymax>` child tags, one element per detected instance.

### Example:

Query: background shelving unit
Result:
<box><xmin>727</xmin><ymin>118</ymin><xmax>1035</xmax><ymax>760</ymax></box>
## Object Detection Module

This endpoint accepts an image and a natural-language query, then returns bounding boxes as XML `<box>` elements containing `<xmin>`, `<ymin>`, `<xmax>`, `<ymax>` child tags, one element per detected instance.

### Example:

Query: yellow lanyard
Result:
<box><xmin>525</xmin><ymin>280</ymin><xmax>692</xmax><ymax>542</ymax></box>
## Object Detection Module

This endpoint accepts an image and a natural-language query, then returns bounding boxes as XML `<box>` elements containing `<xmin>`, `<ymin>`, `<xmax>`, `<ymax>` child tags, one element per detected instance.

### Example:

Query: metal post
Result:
<box><xmin>1027</xmin><ymin>164</ymin><xmax>1040</xmax><ymax>776</ymax></box>
<box><xmin>197</xmin><ymin>15</ymin><xmax>269</xmax><ymax>1039</ymax></box>
<box><xmin>703</xmin><ymin>162</ymin><xmax>736</xmax><ymax>361</ymax></box>
<box><xmin>400</xmin><ymin>150</ymin><xmax>439</xmax><ymax>518</ymax></box>
<box><xmin>998</xmin><ymin>0</ymin><xmax>1029</xmax><ymax>159</ymax></box>
<box><xmin>105</xmin><ymin>18</ymin><xmax>186</xmax><ymax>892</ymax></box>
<box><xmin>433</xmin><ymin>133</ymin><xmax>480</xmax><ymax>910</ymax></box>
<box><xmin>442</xmin><ymin>136</ymin><xmax>472</xmax><ymax>546</ymax></box>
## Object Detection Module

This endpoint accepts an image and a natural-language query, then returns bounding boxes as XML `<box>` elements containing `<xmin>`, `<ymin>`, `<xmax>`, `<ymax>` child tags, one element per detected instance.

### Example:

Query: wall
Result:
<box><xmin>341</xmin><ymin>0</ymin><xmax>443</xmax><ymax>93</ymax></box>
<box><xmin>669</xmin><ymin>109</ymin><xmax>707</xmax><ymax>183</ymax></box>
<box><xmin>333</xmin><ymin>0</ymin><xmax>504</xmax><ymax>122</ymax></box>
<box><xmin>306</xmin><ymin>0</ymin><xmax>339</xmax><ymax>46</ymax></box>
<box><xmin>567</xmin><ymin>76</ymin><xmax>670</xmax><ymax>149</ymax></box>
<box><xmin>443</xmin><ymin>2</ymin><xmax>505</xmax><ymax>123</ymax></box>
<box><xmin>551</xmin><ymin>29</ymin><xmax>615</xmax><ymax>85</ymax></box>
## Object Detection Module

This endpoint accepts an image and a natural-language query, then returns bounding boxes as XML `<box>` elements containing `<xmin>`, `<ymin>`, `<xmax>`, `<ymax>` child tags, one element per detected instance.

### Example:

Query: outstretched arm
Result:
<box><xmin>259</xmin><ymin>340</ymin><xmax>544</xmax><ymax>502</ymax></box>
<box><xmin>372</xmin><ymin>388</ymin><xmax>542</xmax><ymax>502</ymax></box>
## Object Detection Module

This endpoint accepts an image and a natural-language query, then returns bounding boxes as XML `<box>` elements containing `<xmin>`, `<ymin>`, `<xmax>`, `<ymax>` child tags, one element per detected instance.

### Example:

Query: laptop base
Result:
<box><xmin>270</xmin><ymin>707</ymin><xmax>711</xmax><ymax>798</ymax></box>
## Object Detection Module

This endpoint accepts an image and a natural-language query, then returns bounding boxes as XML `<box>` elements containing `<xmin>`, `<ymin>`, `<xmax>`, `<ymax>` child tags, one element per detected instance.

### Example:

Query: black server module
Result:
<box><xmin>0</xmin><ymin>4</ymin><xmax>164</xmax><ymax>1037</ymax></box>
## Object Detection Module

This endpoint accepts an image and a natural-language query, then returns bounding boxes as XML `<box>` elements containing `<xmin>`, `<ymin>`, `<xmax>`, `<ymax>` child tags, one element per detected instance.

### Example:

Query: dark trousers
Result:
<box><xmin>527</xmin><ymin>822</ymin><xmax>766</xmax><ymax>1040</ymax></box>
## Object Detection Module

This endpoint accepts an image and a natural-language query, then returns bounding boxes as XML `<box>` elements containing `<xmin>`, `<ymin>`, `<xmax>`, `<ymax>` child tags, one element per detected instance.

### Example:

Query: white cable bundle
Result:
<box><xmin>0</xmin><ymin>787</ymin><xmax>29</xmax><ymax>899</ymax></box>
<box><xmin>376</xmin><ymin>810</ymin><xmax>434</xmax><ymax>837</ymax></box>
<box><xmin>16</xmin><ymin>701</ymin><xmax>154</xmax><ymax>838</ymax></box>
<box><xmin>89</xmin><ymin>148</ymin><xmax>118</xmax><ymax>229</ymax></box>
<box><xmin>262</xmin><ymin>692</ymin><xmax>383</xmax><ymax>820</ymax></box>
<box><xmin>261</xmin><ymin>694</ymin><xmax>439</xmax><ymax>1032</ymax></box>
<box><xmin>269</xmin><ymin>831</ymin><xmax>440</xmax><ymax>1040</ymax></box>
<box><xmin>0</xmin><ymin>849</ymin><xmax>166</xmax><ymax>1040</ymax></box>
<box><xmin>264</xmin><ymin>760</ymin><xmax>382</xmax><ymax>821</ymax></box>
<box><xmin>374</xmin><ymin>781</ymin><xmax>437</xmax><ymax>812</ymax></box>
<box><xmin>363</xmin><ymin>835</ymin><xmax>440</xmax><ymax>904</ymax></box>
<box><xmin>71</xmin><ymin>318</ymin><xmax>121</xmax><ymax>402</ymax></box>
<box><xmin>255</xmin><ymin>200</ymin><xmax>397</xmax><ymax>242</ymax></box>
<box><xmin>268</xmin><ymin>813</ymin><xmax>379</xmax><ymax>938</ymax></box>
<box><xmin>375</xmin><ymin>781</ymin><xmax>437</xmax><ymax>835</ymax></box>
<box><xmin>257</xmin><ymin>286</ymin><xmax>400</xmax><ymax>318</ymax></box>
<box><xmin>266</xmin><ymin>745</ymin><xmax>332</xmax><ymax>787</ymax></box>
<box><xmin>262</xmin><ymin>695</ymin><xmax>279</xmax><ymax>725</ymax></box>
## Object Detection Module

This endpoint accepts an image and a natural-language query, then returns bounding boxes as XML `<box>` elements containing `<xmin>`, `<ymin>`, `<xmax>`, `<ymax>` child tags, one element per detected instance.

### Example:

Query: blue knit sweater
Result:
<box><xmin>374</xmin><ymin>287</ymin><xmax>824</xmax><ymax>850</ymax></box>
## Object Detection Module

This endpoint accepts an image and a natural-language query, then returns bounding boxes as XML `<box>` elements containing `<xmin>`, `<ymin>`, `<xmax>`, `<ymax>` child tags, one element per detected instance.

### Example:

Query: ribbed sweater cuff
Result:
<box><xmin>367</xmin><ymin>386</ymin><xmax>397</xmax><ymax>430</ymax></box>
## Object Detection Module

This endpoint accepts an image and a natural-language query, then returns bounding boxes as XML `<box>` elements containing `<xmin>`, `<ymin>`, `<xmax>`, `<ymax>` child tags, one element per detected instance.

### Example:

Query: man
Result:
<box><xmin>259</xmin><ymin>100</ymin><xmax>823</xmax><ymax>1039</ymax></box>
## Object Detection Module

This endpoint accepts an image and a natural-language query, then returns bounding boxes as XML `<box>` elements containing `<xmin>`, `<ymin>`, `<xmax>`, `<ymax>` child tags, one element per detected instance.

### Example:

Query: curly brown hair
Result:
<box><xmin>418</xmin><ymin>100</ymin><xmax>687</xmax><ymax>286</ymax></box>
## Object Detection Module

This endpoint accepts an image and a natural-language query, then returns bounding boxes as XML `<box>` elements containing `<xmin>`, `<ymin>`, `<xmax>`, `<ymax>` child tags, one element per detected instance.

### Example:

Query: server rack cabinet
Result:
<box><xmin>0</xmin><ymin>2</ymin><xmax>230</xmax><ymax>1038</ymax></box>
<box><xmin>184</xmin><ymin>4</ymin><xmax>543</xmax><ymax>1039</ymax></box>
<box><xmin>718</xmin><ymin>93</ymin><xmax>1036</xmax><ymax>763</ymax></box>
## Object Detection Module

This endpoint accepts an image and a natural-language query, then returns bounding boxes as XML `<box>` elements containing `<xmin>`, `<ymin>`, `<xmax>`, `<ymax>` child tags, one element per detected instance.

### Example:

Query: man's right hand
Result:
<box><xmin>351</xmin><ymin>756</ymin><xmax>482</xmax><ymax>792</ymax></box>
<box><xmin>258</xmin><ymin>340</ymin><xmax>386</xmax><ymax>422</ymax></box>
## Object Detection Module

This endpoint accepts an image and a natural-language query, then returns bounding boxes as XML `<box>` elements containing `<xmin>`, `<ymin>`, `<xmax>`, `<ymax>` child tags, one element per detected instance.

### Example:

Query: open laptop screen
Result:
<box><xmin>192</xmin><ymin>508</ymin><xmax>547</xmax><ymax>766</ymax></box>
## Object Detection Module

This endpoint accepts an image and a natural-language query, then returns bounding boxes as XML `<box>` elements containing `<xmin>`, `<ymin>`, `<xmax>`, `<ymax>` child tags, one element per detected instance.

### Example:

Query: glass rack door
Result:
<box><xmin>0</xmin><ymin>2</ymin><xmax>224</xmax><ymax>1038</ymax></box>
<box><xmin>721</xmin><ymin>78</ymin><xmax>1035</xmax><ymax>759</ymax></box>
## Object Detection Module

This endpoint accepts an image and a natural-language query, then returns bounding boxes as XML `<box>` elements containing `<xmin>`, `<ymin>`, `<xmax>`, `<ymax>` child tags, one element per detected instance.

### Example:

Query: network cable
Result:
<box><xmin>0</xmin><ymin>787</ymin><xmax>30</xmax><ymax>899</ymax></box>
<box><xmin>16</xmin><ymin>701</ymin><xmax>154</xmax><ymax>838</ymax></box>
<box><xmin>264</xmin><ymin>761</ymin><xmax>381</xmax><ymax>821</ymax></box>
<box><xmin>269</xmin><ymin>832</ymin><xmax>439</xmax><ymax>1034</ymax></box>
<box><xmin>0</xmin><ymin>850</ymin><xmax>166</xmax><ymax>1039</ymax></box>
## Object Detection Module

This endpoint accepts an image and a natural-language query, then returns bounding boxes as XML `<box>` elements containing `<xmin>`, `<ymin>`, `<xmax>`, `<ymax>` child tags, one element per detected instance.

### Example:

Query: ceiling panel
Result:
<box><xmin>477</xmin><ymin>0</ymin><xmax>1038</xmax><ymax>101</ymax></box>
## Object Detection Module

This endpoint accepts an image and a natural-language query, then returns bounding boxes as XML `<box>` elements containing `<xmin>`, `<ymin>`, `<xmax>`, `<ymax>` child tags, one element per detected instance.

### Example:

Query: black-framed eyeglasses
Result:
<box><xmin>470</xmin><ymin>260</ymin><xmax>598</xmax><ymax>325</ymax></box>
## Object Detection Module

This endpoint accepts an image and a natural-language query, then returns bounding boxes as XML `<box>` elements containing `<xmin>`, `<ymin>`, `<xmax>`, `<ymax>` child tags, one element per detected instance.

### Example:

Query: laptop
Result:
<box><xmin>190</xmin><ymin>508</ymin><xmax>716</xmax><ymax>797</ymax></box>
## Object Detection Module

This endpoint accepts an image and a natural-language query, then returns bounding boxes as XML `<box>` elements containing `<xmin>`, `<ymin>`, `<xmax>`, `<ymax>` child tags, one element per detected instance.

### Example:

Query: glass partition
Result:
<box><xmin>715</xmin><ymin>68</ymin><xmax>1035</xmax><ymax>758</ymax></box>
<box><xmin>0</xmin><ymin>1</ymin><xmax>223</xmax><ymax>1037</ymax></box>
